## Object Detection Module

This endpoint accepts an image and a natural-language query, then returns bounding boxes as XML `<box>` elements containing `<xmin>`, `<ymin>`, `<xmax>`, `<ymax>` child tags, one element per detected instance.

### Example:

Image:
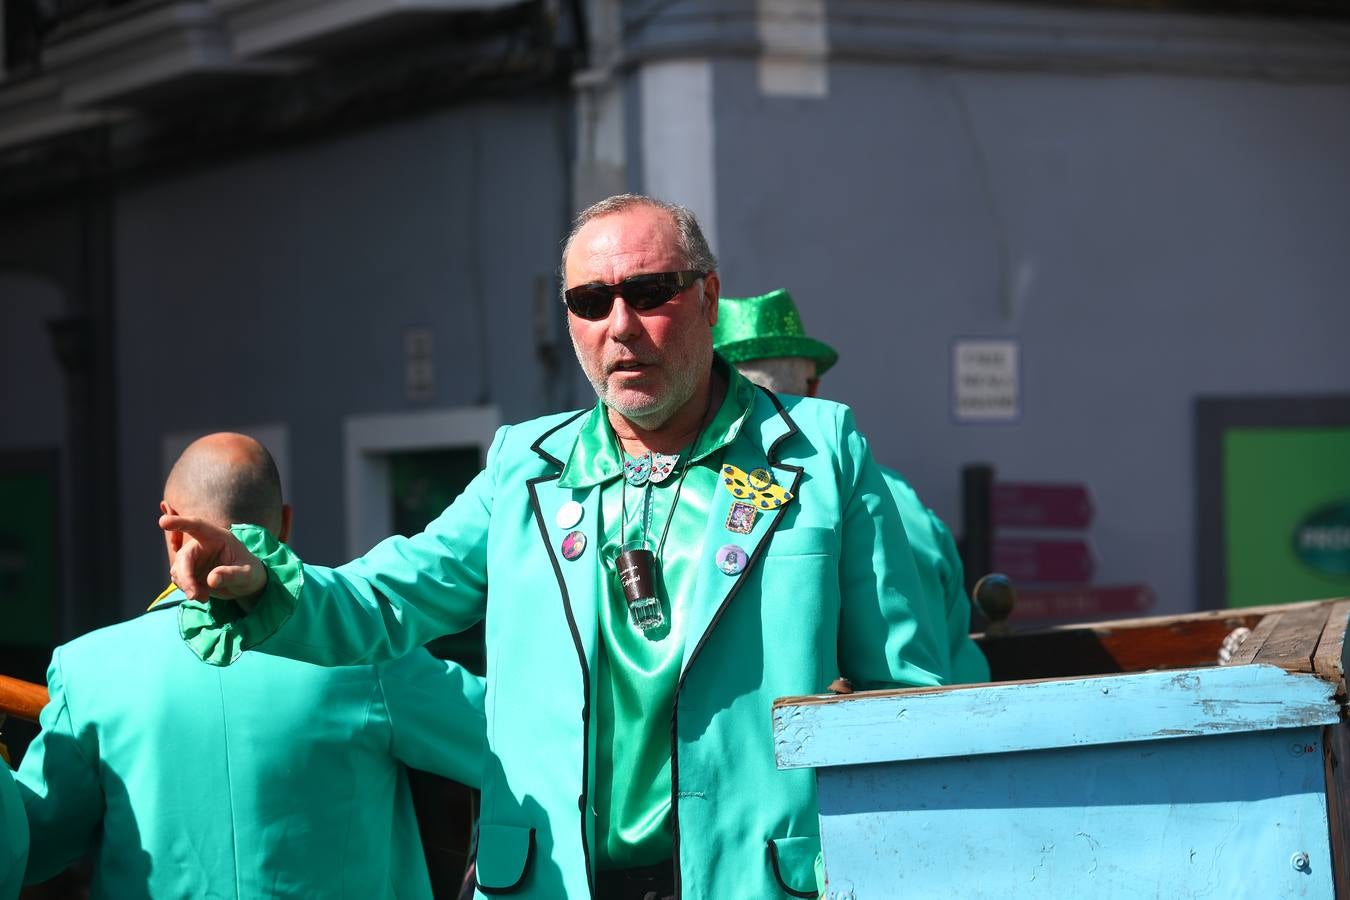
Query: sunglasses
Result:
<box><xmin>563</xmin><ymin>270</ymin><xmax>707</xmax><ymax>320</ymax></box>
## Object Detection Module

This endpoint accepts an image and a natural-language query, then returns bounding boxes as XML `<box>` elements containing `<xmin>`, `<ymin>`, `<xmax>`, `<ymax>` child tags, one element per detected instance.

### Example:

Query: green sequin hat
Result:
<box><xmin>713</xmin><ymin>289</ymin><xmax>838</xmax><ymax>376</ymax></box>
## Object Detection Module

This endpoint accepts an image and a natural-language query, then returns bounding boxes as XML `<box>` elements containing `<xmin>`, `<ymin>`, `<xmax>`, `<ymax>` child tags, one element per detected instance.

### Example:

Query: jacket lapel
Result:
<box><xmin>528</xmin><ymin>412</ymin><xmax>601</xmax><ymax>669</ymax></box>
<box><xmin>680</xmin><ymin>389</ymin><xmax>801</xmax><ymax>678</ymax></box>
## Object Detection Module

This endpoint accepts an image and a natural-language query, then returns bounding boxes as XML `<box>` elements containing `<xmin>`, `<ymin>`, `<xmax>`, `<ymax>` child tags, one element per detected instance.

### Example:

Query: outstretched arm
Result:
<box><xmin>170</xmin><ymin>427</ymin><xmax>508</xmax><ymax>668</ymax></box>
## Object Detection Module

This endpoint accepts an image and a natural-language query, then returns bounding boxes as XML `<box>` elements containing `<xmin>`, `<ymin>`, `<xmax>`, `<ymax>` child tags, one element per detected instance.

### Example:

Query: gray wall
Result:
<box><xmin>713</xmin><ymin>59</ymin><xmax>1350</xmax><ymax>615</ymax></box>
<box><xmin>0</xmin><ymin>274</ymin><xmax>64</xmax><ymax>452</ymax></box>
<box><xmin>115</xmin><ymin>95</ymin><xmax>574</xmax><ymax>610</ymax></box>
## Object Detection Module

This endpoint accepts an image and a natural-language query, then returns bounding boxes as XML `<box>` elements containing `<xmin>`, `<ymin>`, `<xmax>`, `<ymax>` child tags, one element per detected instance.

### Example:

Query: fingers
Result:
<box><xmin>163</xmin><ymin>517</ymin><xmax>265</xmax><ymax>602</ymax></box>
<box><xmin>206</xmin><ymin>565</ymin><xmax>253</xmax><ymax>594</ymax></box>
<box><xmin>159</xmin><ymin>515</ymin><xmax>231</xmax><ymax>544</ymax></box>
<box><xmin>170</xmin><ymin>536</ymin><xmax>210</xmax><ymax>601</ymax></box>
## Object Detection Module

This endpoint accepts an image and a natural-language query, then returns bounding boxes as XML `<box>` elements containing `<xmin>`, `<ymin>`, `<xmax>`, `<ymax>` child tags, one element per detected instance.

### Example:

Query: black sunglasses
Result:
<box><xmin>563</xmin><ymin>270</ymin><xmax>706</xmax><ymax>320</ymax></box>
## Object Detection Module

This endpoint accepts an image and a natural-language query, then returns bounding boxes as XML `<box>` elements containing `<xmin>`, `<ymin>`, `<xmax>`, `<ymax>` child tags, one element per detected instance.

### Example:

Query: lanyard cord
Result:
<box><xmin>617</xmin><ymin>381</ymin><xmax>717</xmax><ymax>558</ymax></box>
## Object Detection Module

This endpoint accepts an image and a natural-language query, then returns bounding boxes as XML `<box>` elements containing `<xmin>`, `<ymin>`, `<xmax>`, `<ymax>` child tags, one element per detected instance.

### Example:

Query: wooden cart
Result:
<box><xmin>774</xmin><ymin>599</ymin><xmax>1350</xmax><ymax>899</ymax></box>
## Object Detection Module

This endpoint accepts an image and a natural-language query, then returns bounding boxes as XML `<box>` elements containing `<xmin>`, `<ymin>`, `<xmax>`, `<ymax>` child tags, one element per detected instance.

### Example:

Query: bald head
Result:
<box><xmin>164</xmin><ymin>433</ymin><xmax>284</xmax><ymax>537</ymax></box>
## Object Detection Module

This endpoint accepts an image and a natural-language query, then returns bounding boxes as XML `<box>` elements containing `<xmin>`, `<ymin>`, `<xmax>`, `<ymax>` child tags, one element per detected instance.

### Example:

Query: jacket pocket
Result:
<box><xmin>766</xmin><ymin>525</ymin><xmax>835</xmax><ymax>558</ymax></box>
<box><xmin>476</xmin><ymin>823</ymin><xmax>536</xmax><ymax>894</ymax></box>
<box><xmin>766</xmin><ymin>835</ymin><xmax>821</xmax><ymax>898</ymax></box>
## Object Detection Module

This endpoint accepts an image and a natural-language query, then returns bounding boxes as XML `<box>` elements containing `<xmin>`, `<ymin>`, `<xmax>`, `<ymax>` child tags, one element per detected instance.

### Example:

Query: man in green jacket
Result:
<box><xmin>0</xmin><ymin>763</ymin><xmax>25</xmax><ymax>900</ymax></box>
<box><xmin>713</xmin><ymin>288</ymin><xmax>990</xmax><ymax>685</ymax></box>
<box><xmin>17</xmin><ymin>432</ymin><xmax>486</xmax><ymax>898</ymax></box>
<box><xmin>162</xmin><ymin>195</ymin><xmax>951</xmax><ymax>899</ymax></box>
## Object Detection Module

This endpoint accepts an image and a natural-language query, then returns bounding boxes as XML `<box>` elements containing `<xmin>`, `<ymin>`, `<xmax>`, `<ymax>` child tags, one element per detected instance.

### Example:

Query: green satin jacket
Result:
<box><xmin>17</xmin><ymin>592</ymin><xmax>485</xmax><ymax>899</ymax></box>
<box><xmin>1</xmin><ymin>763</ymin><xmax>24</xmax><ymax>900</ymax></box>
<box><xmin>182</xmin><ymin>377</ymin><xmax>957</xmax><ymax>899</ymax></box>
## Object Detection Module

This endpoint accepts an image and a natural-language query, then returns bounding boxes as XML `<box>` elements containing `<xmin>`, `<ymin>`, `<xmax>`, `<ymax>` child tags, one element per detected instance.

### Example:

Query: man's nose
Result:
<box><xmin>607</xmin><ymin>297</ymin><xmax>639</xmax><ymax>341</ymax></box>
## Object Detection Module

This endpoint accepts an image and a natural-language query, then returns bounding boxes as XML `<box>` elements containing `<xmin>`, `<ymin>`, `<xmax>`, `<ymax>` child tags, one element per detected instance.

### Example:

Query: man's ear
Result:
<box><xmin>278</xmin><ymin>504</ymin><xmax>293</xmax><ymax>544</ymax></box>
<box><xmin>161</xmin><ymin>501</ymin><xmax>184</xmax><ymax>554</ymax></box>
<box><xmin>702</xmin><ymin>271</ymin><xmax>719</xmax><ymax>326</ymax></box>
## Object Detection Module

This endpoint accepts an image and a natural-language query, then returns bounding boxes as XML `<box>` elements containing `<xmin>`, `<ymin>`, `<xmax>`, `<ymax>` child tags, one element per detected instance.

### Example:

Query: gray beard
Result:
<box><xmin>573</xmin><ymin>342</ymin><xmax>710</xmax><ymax>431</ymax></box>
<box><xmin>591</xmin><ymin>362</ymin><xmax>701</xmax><ymax>431</ymax></box>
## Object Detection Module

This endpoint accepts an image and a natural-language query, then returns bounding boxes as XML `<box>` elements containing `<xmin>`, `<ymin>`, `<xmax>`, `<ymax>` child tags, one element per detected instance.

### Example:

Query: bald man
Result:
<box><xmin>15</xmin><ymin>433</ymin><xmax>486</xmax><ymax>898</ymax></box>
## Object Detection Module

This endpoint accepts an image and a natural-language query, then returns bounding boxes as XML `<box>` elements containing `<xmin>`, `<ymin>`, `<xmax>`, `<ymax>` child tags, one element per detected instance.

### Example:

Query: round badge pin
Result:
<box><xmin>561</xmin><ymin>530</ymin><xmax>588</xmax><ymax>561</ymax></box>
<box><xmin>748</xmin><ymin>468</ymin><xmax>774</xmax><ymax>490</ymax></box>
<box><xmin>715</xmin><ymin>543</ymin><xmax>749</xmax><ymax>576</ymax></box>
<box><xmin>555</xmin><ymin>500</ymin><xmax>584</xmax><ymax>530</ymax></box>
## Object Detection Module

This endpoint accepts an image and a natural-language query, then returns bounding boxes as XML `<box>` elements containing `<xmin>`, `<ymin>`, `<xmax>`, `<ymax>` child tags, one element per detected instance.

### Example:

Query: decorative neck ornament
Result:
<box><xmin>613</xmin><ymin>385</ymin><xmax>716</xmax><ymax>634</ymax></box>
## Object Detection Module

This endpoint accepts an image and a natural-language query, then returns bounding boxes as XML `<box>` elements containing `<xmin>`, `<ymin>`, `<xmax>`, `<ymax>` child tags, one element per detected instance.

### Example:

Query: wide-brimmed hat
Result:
<box><xmin>713</xmin><ymin>289</ymin><xmax>838</xmax><ymax>376</ymax></box>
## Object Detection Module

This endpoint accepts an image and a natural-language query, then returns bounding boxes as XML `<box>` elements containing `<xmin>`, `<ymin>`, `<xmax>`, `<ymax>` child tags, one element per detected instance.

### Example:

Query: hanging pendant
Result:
<box><xmin>648</xmin><ymin>452</ymin><xmax>679</xmax><ymax>484</ymax></box>
<box><xmin>616</xmin><ymin>545</ymin><xmax>666</xmax><ymax>632</ymax></box>
<box><xmin>624</xmin><ymin>453</ymin><xmax>652</xmax><ymax>486</ymax></box>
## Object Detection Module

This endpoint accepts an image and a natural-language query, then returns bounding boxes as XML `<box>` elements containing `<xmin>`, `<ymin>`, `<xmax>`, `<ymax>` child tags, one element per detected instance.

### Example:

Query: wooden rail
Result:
<box><xmin>0</xmin><ymin>673</ymin><xmax>49</xmax><ymax>723</ymax></box>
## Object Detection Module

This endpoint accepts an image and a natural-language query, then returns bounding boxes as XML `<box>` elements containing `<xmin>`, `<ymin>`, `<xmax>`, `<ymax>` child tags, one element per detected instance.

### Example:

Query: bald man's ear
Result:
<box><xmin>278</xmin><ymin>504</ymin><xmax>293</xmax><ymax>544</ymax></box>
<box><xmin>161</xmin><ymin>500</ymin><xmax>183</xmax><ymax>562</ymax></box>
<box><xmin>702</xmin><ymin>271</ymin><xmax>719</xmax><ymax>326</ymax></box>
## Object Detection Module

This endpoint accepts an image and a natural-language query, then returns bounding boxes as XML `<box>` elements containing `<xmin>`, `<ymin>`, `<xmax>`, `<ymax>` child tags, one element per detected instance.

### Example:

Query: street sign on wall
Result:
<box><xmin>993</xmin><ymin>537</ymin><xmax>1095</xmax><ymax>584</ymax></box>
<box><xmin>992</xmin><ymin>483</ymin><xmax>1094</xmax><ymax>530</ymax></box>
<box><xmin>1015</xmin><ymin>584</ymin><xmax>1155</xmax><ymax>620</ymax></box>
<box><xmin>952</xmin><ymin>338</ymin><xmax>1019</xmax><ymax>423</ymax></box>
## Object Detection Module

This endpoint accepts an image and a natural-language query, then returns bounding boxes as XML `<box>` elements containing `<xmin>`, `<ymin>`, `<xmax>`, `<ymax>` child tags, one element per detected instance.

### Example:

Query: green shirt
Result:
<box><xmin>558</xmin><ymin>368</ymin><xmax>757</xmax><ymax>868</ymax></box>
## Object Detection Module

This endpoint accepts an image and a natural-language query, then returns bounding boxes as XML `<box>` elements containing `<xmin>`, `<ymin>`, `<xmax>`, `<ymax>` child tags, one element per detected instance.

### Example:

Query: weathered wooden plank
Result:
<box><xmin>0</xmin><ymin>673</ymin><xmax>48</xmax><ymax>723</ymax></box>
<box><xmin>1325</xmin><ymin>721</ymin><xmax>1350</xmax><ymax>900</ymax></box>
<box><xmin>1228</xmin><ymin>611</ymin><xmax>1283</xmax><ymax>667</ymax></box>
<box><xmin>774</xmin><ymin>664</ymin><xmax>1340</xmax><ymax>770</ymax></box>
<box><xmin>816</xmin><ymin>726</ymin><xmax>1334</xmax><ymax>900</ymax></box>
<box><xmin>1253</xmin><ymin>603</ymin><xmax>1335</xmax><ymax>673</ymax></box>
<box><xmin>1312</xmin><ymin>599</ymin><xmax>1350</xmax><ymax>695</ymax></box>
<box><xmin>976</xmin><ymin>599</ymin><xmax>1344</xmax><ymax>682</ymax></box>
<box><xmin>985</xmin><ymin>596</ymin><xmax>1332</xmax><ymax>638</ymax></box>
<box><xmin>977</xmin><ymin>616</ymin><xmax>1257</xmax><ymax>680</ymax></box>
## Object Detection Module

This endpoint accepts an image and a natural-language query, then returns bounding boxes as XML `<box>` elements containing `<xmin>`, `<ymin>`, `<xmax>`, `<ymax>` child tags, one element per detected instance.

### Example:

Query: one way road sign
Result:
<box><xmin>992</xmin><ymin>483</ymin><xmax>1094</xmax><ymax>530</ymax></box>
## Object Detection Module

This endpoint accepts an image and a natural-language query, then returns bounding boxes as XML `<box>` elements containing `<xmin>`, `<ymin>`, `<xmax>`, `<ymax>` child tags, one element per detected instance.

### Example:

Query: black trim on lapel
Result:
<box><xmin>760</xmin><ymin>385</ymin><xmax>801</xmax><ymax>459</ymax></box>
<box><xmin>525</xmin><ymin>409</ymin><xmax>595</xmax><ymax>897</ymax></box>
<box><xmin>530</xmin><ymin>409</ymin><xmax>587</xmax><ymax>468</ymax></box>
<box><xmin>670</xmin><ymin>386</ymin><xmax>803</xmax><ymax>899</ymax></box>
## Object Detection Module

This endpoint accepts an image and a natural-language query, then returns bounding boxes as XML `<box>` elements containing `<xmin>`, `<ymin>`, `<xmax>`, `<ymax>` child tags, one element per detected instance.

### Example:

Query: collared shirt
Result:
<box><xmin>558</xmin><ymin>362</ymin><xmax>757</xmax><ymax>869</ymax></box>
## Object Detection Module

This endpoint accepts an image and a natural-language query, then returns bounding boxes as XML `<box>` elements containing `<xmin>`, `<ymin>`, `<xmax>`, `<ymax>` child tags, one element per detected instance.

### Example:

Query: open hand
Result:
<box><xmin>159</xmin><ymin>515</ymin><xmax>266</xmax><ymax>608</ymax></box>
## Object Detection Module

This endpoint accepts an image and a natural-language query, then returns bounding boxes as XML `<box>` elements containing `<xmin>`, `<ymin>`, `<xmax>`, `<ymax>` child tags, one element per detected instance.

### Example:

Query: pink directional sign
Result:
<box><xmin>1014</xmin><ymin>584</ymin><xmax>1156</xmax><ymax>620</ymax></box>
<box><xmin>993</xmin><ymin>538</ymin><xmax>1094</xmax><ymax>584</ymax></box>
<box><xmin>992</xmin><ymin>482</ymin><xmax>1094</xmax><ymax>530</ymax></box>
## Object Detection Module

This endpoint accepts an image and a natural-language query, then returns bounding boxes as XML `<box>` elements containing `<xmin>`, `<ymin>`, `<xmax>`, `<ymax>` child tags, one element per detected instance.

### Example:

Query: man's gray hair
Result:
<box><xmin>559</xmin><ymin>194</ymin><xmax>718</xmax><ymax>292</ymax></box>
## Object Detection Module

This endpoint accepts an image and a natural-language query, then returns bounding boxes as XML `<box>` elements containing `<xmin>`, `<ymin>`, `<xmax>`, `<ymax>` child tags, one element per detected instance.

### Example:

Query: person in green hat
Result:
<box><xmin>714</xmin><ymin>289</ymin><xmax>990</xmax><ymax>685</ymax></box>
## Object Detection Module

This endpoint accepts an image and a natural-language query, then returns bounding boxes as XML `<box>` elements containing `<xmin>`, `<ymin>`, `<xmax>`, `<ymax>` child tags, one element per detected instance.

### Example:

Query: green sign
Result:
<box><xmin>1224</xmin><ymin>427</ymin><xmax>1350</xmax><ymax>607</ymax></box>
<box><xmin>1292</xmin><ymin>501</ymin><xmax>1350</xmax><ymax>576</ymax></box>
<box><xmin>389</xmin><ymin>445</ymin><xmax>485</xmax><ymax>674</ymax></box>
<box><xmin>0</xmin><ymin>461</ymin><xmax>57</xmax><ymax>645</ymax></box>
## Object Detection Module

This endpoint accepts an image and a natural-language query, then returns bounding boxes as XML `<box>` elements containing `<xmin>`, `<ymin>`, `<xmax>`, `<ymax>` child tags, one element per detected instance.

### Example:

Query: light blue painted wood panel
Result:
<box><xmin>775</xmin><ymin>664</ymin><xmax>1339</xmax><ymax>770</ymax></box>
<box><xmin>816</xmin><ymin>727</ymin><xmax>1334</xmax><ymax>899</ymax></box>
